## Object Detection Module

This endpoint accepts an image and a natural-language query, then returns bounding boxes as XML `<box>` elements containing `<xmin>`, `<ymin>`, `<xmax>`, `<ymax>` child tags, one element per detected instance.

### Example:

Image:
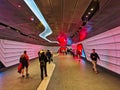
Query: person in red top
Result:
<box><xmin>20</xmin><ymin>50</ymin><xmax>29</xmax><ymax>77</ymax></box>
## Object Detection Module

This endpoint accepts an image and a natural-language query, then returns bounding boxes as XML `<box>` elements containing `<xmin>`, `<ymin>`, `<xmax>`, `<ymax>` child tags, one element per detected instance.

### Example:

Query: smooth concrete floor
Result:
<box><xmin>47</xmin><ymin>55</ymin><xmax>120</xmax><ymax>90</ymax></box>
<box><xmin>0</xmin><ymin>58</ymin><xmax>42</xmax><ymax>90</ymax></box>
<box><xmin>0</xmin><ymin>54</ymin><xmax>120</xmax><ymax>90</ymax></box>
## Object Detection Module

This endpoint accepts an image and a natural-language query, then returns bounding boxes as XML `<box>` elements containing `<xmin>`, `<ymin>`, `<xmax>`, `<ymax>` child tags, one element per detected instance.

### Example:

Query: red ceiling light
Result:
<box><xmin>57</xmin><ymin>33</ymin><xmax>67</xmax><ymax>46</ymax></box>
<box><xmin>79</xmin><ymin>27</ymin><xmax>87</xmax><ymax>41</ymax></box>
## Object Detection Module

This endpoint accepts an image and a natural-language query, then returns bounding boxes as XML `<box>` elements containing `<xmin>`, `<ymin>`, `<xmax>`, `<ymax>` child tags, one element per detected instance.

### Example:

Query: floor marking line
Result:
<box><xmin>37</xmin><ymin>63</ymin><xmax>55</xmax><ymax>90</ymax></box>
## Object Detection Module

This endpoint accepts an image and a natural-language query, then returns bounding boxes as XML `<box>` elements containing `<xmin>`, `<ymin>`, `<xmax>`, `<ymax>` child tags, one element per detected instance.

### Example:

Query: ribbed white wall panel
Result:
<box><xmin>0</xmin><ymin>39</ymin><xmax>59</xmax><ymax>67</ymax></box>
<box><xmin>77</xmin><ymin>26</ymin><xmax>120</xmax><ymax>74</ymax></box>
<box><xmin>0</xmin><ymin>39</ymin><xmax>45</xmax><ymax>67</ymax></box>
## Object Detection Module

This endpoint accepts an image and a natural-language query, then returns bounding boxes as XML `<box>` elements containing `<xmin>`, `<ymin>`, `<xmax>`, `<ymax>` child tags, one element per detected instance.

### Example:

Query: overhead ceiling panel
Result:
<box><xmin>0</xmin><ymin>0</ymin><xmax>119</xmax><ymax>46</ymax></box>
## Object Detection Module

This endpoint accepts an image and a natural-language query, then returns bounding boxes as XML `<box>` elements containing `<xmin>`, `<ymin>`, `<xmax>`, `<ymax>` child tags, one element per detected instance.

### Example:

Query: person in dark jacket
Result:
<box><xmin>46</xmin><ymin>50</ymin><xmax>52</xmax><ymax>64</ymax></box>
<box><xmin>39</xmin><ymin>52</ymin><xmax>48</xmax><ymax>80</ymax></box>
<box><xmin>90</xmin><ymin>49</ymin><xmax>100</xmax><ymax>74</ymax></box>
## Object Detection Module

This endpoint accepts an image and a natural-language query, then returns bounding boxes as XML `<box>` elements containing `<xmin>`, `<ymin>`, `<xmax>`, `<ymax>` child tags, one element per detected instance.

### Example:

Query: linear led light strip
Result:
<box><xmin>24</xmin><ymin>0</ymin><xmax>58</xmax><ymax>44</ymax></box>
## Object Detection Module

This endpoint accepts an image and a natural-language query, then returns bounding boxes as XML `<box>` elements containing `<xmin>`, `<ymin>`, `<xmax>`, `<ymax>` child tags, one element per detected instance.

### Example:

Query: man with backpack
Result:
<box><xmin>46</xmin><ymin>50</ymin><xmax>52</xmax><ymax>64</ymax></box>
<box><xmin>39</xmin><ymin>52</ymin><xmax>48</xmax><ymax>80</ymax></box>
<box><xmin>20</xmin><ymin>51</ymin><xmax>29</xmax><ymax>78</ymax></box>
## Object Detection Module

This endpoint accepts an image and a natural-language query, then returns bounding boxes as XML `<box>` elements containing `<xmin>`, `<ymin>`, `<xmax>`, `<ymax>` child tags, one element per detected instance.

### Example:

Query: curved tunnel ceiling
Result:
<box><xmin>0</xmin><ymin>0</ymin><xmax>120</xmax><ymax>46</ymax></box>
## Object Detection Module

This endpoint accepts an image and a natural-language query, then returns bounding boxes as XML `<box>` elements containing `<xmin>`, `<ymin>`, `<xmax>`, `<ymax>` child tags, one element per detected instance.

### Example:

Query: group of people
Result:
<box><xmin>18</xmin><ymin>48</ymin><xmax>100</xmax><ymax>79</ymax></box>
<box><xmin>38</xmin><ymin>50</ymin><xmax>52</xmax><ymax>80</ymax></box>
<box><xmin>18</xmin><ymin>50</ymin><xmax>52</xmax><ymax>79</ymax></box>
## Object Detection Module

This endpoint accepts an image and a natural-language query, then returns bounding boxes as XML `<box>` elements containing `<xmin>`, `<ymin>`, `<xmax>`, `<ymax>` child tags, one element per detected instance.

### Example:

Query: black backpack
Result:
<box><xmin>19</xmin><ymin>55</ymin><xmax>25</xmax><ymax>63</ymax></box>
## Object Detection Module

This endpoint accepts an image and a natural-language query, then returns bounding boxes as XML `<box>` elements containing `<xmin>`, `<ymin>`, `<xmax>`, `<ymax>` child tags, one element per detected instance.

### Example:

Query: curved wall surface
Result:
<box><xmin>79</xmin><ymin>26</ymin><xmax>120</xmax><ymax>74</ymax></box>
<box><xmin>0</xmin><ymin>39</ymin><xmax>59</xmax><ymax>67</ymax></box>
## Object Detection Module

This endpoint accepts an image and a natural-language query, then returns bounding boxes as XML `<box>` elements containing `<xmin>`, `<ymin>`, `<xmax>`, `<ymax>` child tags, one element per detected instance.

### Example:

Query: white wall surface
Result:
<box><xmin>0</xmin><ymin>39</ymin><xmax>59</xmax><ymax>67</ymax></box>
<box><xmin>45</xmin><ymin>46</ymin><xmax>59</xmax><ymax>53</ymax></box>
<box><xmin>76</xmin><ymin>26</ymin><xmax>120</xmax><ymax>74</ymax></box>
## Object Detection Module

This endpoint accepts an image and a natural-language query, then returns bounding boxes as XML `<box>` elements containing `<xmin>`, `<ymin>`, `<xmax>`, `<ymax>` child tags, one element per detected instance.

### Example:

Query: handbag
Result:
<box><xmin>18</xmin><ymin>63</ymin><xmax>22</xmax><ymax>73</ymax></box>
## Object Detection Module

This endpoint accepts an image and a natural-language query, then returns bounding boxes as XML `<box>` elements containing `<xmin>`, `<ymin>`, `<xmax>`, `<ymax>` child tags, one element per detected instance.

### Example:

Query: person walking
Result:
<box><xmin>39</xmin><ymin>52</ymin><xmax>48</xmax><ymax>80</ymax></box>
<box><xmin>46</xmin><ymin>50</ymin><xmax>52</xmax><ymax>64</ymax></box>
<box><xmin>20</xmin><ymin>50</ymin><xmax>29</xmax><ymax>77</ymax></box>
<box><xmin>90</xmin><ymin>49</ymin><xmax>100</xmax><ymax>74</ymax></box>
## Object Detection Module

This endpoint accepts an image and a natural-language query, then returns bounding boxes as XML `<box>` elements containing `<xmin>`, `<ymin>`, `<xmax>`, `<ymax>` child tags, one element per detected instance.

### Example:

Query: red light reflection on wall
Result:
<box><xmin>77</xmin><ymin>44</ymin><xmax>82</xmax><ymax>51</ymax></box>
<box><xmin>79</xmin><ymin>27</ymin><xmax>87</xmax><ymax>41</ymax></box>
<box><xmin>77</xmin><ymin>44</ymin><xmax>82</xmax><ymax>56</ymax></box>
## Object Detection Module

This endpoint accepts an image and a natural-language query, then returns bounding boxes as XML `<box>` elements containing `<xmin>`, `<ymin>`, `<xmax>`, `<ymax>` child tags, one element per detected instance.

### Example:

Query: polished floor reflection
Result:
<box><xmin>47</xmin><ymin>55</ymin><xmax>120</xmax><ymax>90</ymax></box>
<box><xmin>0</xmin><ymin>54</ymin><xmax>120</xmax><ymax>90</ymax></box>
<box><xmin>0</xmin><ymin>58</ymin><xmax>41</xmax><ymax>90</ymax></box>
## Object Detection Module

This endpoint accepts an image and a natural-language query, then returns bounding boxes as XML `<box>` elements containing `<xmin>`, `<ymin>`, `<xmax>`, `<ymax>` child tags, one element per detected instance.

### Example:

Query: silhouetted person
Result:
<box><xmin>90</xmin><ymin>49</ymin><xmax>100</xmax><ymax>74</ymax></box>
<box><xmin>46</xmin><ymin>50</ymin><xmax>52</xmax><ymax>64</ymax></box>
<box><xmin>39</xmin><ymin>52</ymin><xmax>48</xmax><ymax>80</ymax></box>
<box><xmin>20</xmin><ymin>50</ymin><xmax>29</xmax><ymax>77</ymax></box>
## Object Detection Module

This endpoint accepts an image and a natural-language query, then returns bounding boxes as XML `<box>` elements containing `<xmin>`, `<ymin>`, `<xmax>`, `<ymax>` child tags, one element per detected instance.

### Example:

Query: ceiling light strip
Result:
<box><xmin>24</xmin><ymin>0</ymin><xmax>58</xmax><ymax>44</ymax></box>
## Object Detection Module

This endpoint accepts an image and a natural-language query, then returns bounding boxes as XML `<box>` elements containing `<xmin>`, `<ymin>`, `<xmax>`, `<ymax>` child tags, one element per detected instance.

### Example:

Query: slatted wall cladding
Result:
<box><xmin>82</xmin><ymin>26</ymin><xmax>120</xmax><ymax>74</ymax></box>
<box><xmin>0</xmin><ymin>39</ymin><xmax>45</xmax><ymax>67</ymax></box>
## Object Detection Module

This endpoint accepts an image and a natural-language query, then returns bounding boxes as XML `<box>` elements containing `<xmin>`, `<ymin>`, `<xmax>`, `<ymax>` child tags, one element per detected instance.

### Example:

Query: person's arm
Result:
<box><xmin>26</xmin><ymin>54</ymin><xmax>30</xmax><ymax>65</ymax></box>
<box><xmin>96</xmin><ymin>53</ymin><xmax>100</xmax><ymax>60</ymax></box>
<box><xmin>39</xmin><ymin>56</ymin><xmax>41</xmax><ymax>63</ymax></box>
<box><xmin>90</xmin><ymin>53</ymin><xmax>92</xmax><ymax>60</ymax></box>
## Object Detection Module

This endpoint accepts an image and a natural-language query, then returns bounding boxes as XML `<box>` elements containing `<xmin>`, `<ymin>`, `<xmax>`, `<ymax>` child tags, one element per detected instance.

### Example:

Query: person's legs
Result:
<box><xmin>94</xmin><ymin>61</ymin><xmax>98</xmax><ymax>73</ymax></box>
<box><xmin>44</xmin><ymin>63</ymin><xmax>47</xmax><ymax>77</ymax></box>
<box><xmin>40</xmin><ymin>66</ymin><xmax>44</xmax><ymax>80</ymax></box>
<box><xmin>21</xmin><ymin>69</ymin><xmax>24</xmax><ymax>77</ymax></box>
<box><xmin>21</xmin><ymin>64</ymin><xmax>25</xmax><ymax>77</ymax></box>
<box><xmin>26</xmin><ymin>67</ymin><xmax>28</xmax><ymax>73</ymax></box>
<box><xmin>51</xmin><ymin>58</ymin><xmax>53</xmax><ymax>62</ymax></box>
<box><xmin>91</xmin><ymin>60</ymin><xmax>97</xmax><ymax>72</ymax></box>
<box><xmin>48</xmin><ymin>57</ymin><xmax>51</xmax><ymax>64</ymax></box>
<box><xmin>25</xmin><ymin>63</ymin><xmax>29</xmax><ymax>77</ymax></box>
<box><xmin>26</xmin><ymin>67</ymin><xmax>29</xmax><ymax>77</ymax></box>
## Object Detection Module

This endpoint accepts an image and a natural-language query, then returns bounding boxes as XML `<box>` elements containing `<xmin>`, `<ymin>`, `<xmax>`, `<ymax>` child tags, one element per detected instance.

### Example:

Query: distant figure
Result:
<box><xmin>90</xmin><ymin>49</ymin><xmax>100</xmax><ymax>74</ymax></box>
<box><xmin>39</xmin><ymin>52</ymin><xmax>48</xmax><ymax>80</ymax></box>
<box><xmin>46</xmin><ymin>50</ymin><xmax>52</xmax><ymax>64</ymax></box>
<box><xmin>20</xmin><ymin>51</ymin><xmax>29</xmax><ymax>77</ymax></box>
<box><xmin>67</xmin><ymin>48</ymin><xmax>70</xmax><ymax>54</ymax></box>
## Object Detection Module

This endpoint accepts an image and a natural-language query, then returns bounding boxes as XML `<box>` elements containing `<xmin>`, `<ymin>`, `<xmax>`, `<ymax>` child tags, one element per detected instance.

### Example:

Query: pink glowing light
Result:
<box><xmin>79</xmin><ymin>27</ymin><xmax>87</xmax><ymax>41</ymax></box>
<box><xmin>57</xmin><ymin>33</ymin><xmax>67</xmax><ymax>46</ymax></box>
